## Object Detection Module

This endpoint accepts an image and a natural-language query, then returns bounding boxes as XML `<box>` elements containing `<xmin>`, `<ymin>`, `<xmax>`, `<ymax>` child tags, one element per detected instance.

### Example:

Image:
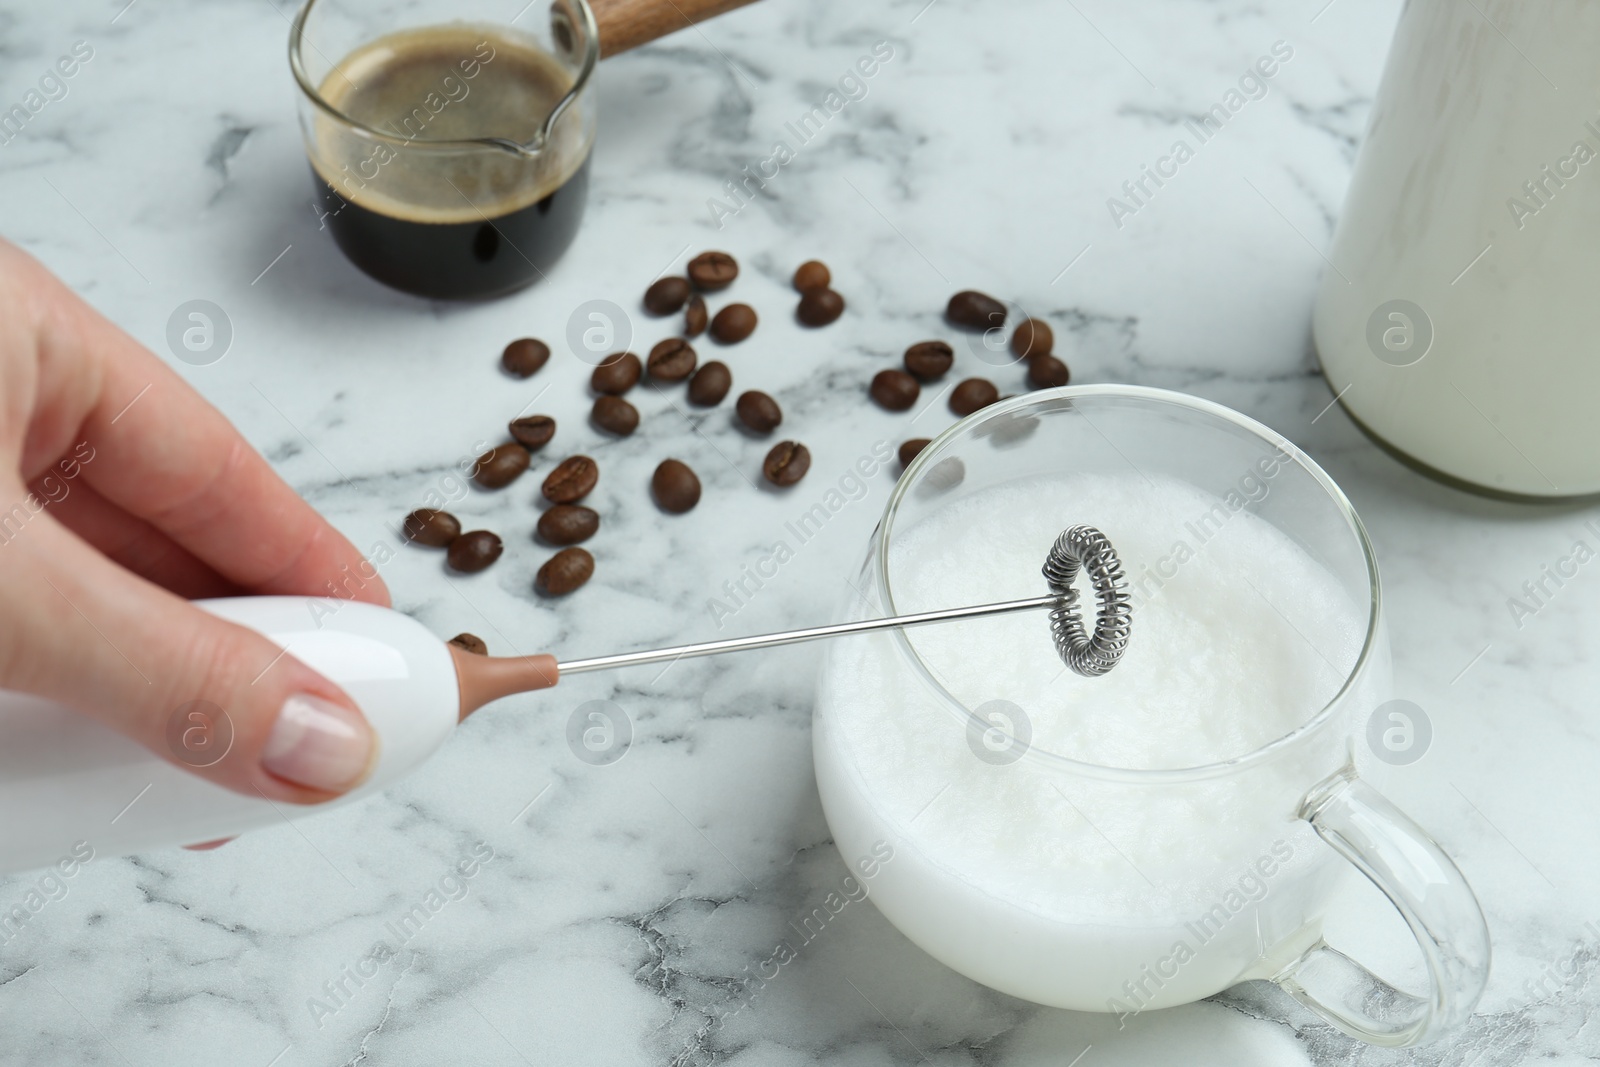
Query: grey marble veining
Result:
<box><xmin>2</xmin><ymin>0</ymin><xmax>1599</xmax><ymax>1064</ymax></box>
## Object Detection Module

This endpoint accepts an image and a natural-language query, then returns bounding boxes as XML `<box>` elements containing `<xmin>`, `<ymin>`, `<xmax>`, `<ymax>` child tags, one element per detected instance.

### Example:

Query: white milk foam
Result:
<box><xmin>817</xmin><ymin>471</ymin><xmax>1368</xmax><ymax>924</ymax></box>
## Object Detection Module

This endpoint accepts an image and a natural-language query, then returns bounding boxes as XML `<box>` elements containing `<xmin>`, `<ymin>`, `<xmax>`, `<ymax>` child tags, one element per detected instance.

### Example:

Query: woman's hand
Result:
<box><xmin>0</xmin><ymin>239</ymin><xmax>389</xmax><ymax>804</ymax></box>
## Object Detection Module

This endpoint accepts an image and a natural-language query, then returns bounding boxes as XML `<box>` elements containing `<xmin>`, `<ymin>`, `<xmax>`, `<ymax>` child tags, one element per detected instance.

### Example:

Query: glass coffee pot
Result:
<box><xmin>290</xmin><ymin>0</ymin><xmax>599</xmax><ymax>299</ymax></box>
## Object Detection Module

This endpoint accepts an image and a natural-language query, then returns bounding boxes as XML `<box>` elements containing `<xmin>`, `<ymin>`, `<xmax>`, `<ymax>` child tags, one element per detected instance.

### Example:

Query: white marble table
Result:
<box><xmin>2</xmin><ymin>0</ymin><xmax>1597</xmax><ymax>1063</ymax></box>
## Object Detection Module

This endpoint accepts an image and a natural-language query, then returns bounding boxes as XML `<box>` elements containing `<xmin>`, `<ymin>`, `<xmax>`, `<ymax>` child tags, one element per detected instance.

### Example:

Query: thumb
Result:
<box><xmin>3</xmin><ymin>515</ymin><xmax>377</xmax><ymax>804</ymax></box>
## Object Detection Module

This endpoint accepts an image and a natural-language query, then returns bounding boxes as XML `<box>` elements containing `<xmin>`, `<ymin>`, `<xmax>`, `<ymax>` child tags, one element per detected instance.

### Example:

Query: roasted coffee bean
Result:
<box><xmin>448</xmin><ymin>530</ymin><xmax>503</xmax><ymax>573</ymax></box>
<box><xmin>688</xmin><ymin>361</ymin><xmax>732</xmax><ymax>406</ymax></box>
<box><xmin>474</xmin><ymin>442</ymin><xmax>531</xmax><ymax>488</ymax></box>
<box><xmin>537</xmin><ymin>504</ymin><xmax>600</xmax><ymax>545</ymax></box>
<box><xmin>736</xmin><ymin>390</ymin><xmax>782</xmax><ymax>434</ymax></box>
<box><xmin>1011</xmin><ymin>317</ymin><xmax>1054</xmax><ymax>358</ymax></box>
<box><xmin>644</xmin><ymin>275</ymin><xmax>691</xmax><ymax>315</ymax></box>
<box><xmin>870</xmin><ymin>369</ymin><xmax>920</xmax><ymax>411</ymax></box>
<box><xmin>898</xmin><ymin>438</ymin><xmax>931</xmax><ymax>467</ymax></box>
<box><xmin>797</xmin><ymin>287</ymin><xmax>844</xmax><ymax>327</ymax></box>
<box><xmin>509</xmin><ymin>414</ymin><xmax>556</xmax><ymax>451</ymax></box>
<box><xmin>946</xmin><ymin>290</ymin><xmax>1006</xmax><ymax>330</ymax></box>
<box><xmin>710</xmin><ymin>303</ymin><xmax>757</xmax><ymax>344</ymax></box>
<box><xmin>684</xmin><ymin>294</ymin><xmax>708</xmax><ymax>338</ymax></box>
<box><xmin>448</xmin><ymin>632</ymin><xmax>488</xmax><ymax>655</ymax></box>
<box><xmin>920</xmin><ymin>456</ymin><xmax>966</xmax><ymax>493</ymax></box>
<box><xmin>903</xmin><ymin>340</ymin><xmax>954</xmax><ymax>381</ymax></box>
<box><xmin>403</xmin><ymin>508</ymin><xmax>460</xmax><ymax>547</ymax></box>
<box><xmin>647</xmin><ymin>338</ymin><xmax>697</xmax><ymax>382</ymax></box>
<box><xmin>1027</xmin><ymin>353</ymin><xmax>1070</xmax><ymax>389</ymax></box>
<box><xmin>763</xmin><ymin>441</ymin><xmax>811</xmax><ymax>486</ymax></box>
<box><xmin>543</xmin><ymin>455</ymin><xmax>599</xmax><ymax>503</ymax></box>
<box><xmin>652</xmin><ymin>459</ymin><xmax>702</xmax><ymax>513</ymax></box>
<box><xmin>501</xmin><ymin>338</ymin><xmax>550</xmax><ymax>377</ymax></box>
<box><xmin>591</xmin><ymin>351</ymin><xmax>641</xmax><ymax>395</ymax></box>
<box><xmin>688</xmin><ymin>251</ymin><xmax>739</xmax><ymax>290</ymax></box>
<box><xmin>592</xmin><ymin>395</ymin><xmax>640</xmax><ymax>436</ymax></box>
<box><xmin>537</xmin><ymin>547</ymin><xmax>594</xmax><ymax>595</ymax></box>
<box><xmin>949</xmin><ymin>377</ymin><xmax>1000</xmax><ymax>416</ymax></box>
<box><xmin>793</xmin><ymin>259</ymin><xmax>830</xmax><ymax>292</ymax></box>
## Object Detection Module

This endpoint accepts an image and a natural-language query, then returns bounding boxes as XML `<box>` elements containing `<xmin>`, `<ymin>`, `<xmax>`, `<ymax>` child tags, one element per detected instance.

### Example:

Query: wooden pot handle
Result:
<box><xmin>589</xmin><ymin>0</ymin><xmax>761</xmax><ymax>58</ymax></box>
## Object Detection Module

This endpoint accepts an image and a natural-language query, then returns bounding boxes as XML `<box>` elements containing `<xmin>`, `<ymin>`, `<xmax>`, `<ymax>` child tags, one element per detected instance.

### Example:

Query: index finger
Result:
<box><xmin>26</xmin><ymin>260</ymin><xmax>391</xmax><ymax>605</ymax></box>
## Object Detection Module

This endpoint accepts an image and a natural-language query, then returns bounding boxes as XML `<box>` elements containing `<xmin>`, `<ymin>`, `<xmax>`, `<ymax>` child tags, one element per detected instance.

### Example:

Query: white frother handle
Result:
<box><xmin>0</xmin><ymin>597</ymin><xmax>460</xmax><ymax>876</ymax></box>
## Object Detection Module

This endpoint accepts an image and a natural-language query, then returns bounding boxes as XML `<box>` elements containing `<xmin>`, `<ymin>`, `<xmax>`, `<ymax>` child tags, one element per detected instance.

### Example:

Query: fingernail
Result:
<box><xmin>262</xmin><ymin>694</ymin><xmax>375</xmax><ymax>792</ymax></box>
<box><xmin>183</xmin><ymin>837</ymin><xmax>235</xmax><ymax>851</ymax></box>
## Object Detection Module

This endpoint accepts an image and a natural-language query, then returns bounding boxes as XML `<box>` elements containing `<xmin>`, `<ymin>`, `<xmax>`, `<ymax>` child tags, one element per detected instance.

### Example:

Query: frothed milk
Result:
<box><xmin>813</xmin><ymin>471</ymin><xmax>1371</xmax><ymax>1011</ymax></box>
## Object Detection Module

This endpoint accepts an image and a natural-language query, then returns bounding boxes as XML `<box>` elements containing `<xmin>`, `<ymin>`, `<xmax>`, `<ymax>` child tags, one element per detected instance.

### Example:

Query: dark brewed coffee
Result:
<box><xmin>312</xmin><ymin>157</ymin><xmax>589</xmax><ymax>299</ymax></box>
<box><xmin>308</xmin><ymin>24</ymin><xmax>592</xmax><ymax>300</ymax></box>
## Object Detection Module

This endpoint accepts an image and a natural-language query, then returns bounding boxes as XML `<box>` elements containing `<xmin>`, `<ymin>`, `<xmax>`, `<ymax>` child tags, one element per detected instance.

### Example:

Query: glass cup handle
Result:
<box><xmin>1271</xmin><ymin>770</ymin><xmax>1491</xmax><ymax>1048</ymax></box>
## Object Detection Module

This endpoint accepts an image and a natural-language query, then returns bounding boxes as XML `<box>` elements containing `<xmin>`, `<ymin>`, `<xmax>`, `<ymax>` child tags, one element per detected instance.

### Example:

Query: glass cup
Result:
<box><xmin>813</xmin><ymin>385</ymin><xmax>1489</xmax><ymax>1048</ymax></box>
<box><xmin>289</xmin><ymin>0</ymin><xmax>598</xmax><ymax>299</ymax></box>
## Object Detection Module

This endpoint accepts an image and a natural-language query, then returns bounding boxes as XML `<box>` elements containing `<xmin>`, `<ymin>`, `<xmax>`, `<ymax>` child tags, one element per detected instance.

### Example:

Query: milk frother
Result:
<box><xmin>0</xmin><ymin>528</ymin><xmax>1128</xmax><ymax>875</ymax></box>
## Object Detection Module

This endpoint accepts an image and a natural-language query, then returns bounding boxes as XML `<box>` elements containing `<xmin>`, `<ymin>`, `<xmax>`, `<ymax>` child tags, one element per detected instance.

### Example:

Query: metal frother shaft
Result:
<box><xmin>556</xmin><ymin>525</ymin><xmax>1132</xmax><ymax>678</ymax></box>
<box><xmin>556</xmin><ymin>593</ymin><xmax>1064</xmax><ymax>674</ymax></box>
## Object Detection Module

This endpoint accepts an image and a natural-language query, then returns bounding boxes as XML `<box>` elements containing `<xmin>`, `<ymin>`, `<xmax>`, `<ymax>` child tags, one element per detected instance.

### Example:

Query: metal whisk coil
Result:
<box><xmin>1043</xmin><ymin>525</ymin><xmax>1133</xmax><ymax>676</ymax></box>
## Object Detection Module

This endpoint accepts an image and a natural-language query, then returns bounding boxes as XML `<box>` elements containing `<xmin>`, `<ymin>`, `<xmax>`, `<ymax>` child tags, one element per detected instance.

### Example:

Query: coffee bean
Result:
<box><xmin>509</xmin><ymin>414</ymin><xmax>556</xmax><ymax>451</ymax></box>
<box><xmin>538</xmin><ymin>504</ymin><xmax>600</xmax><ymax>545</ymax></box>
<box><xmin>898</xmin><ymin>438</ymin><xmax>931</xmax><ymax>467</ymax></box>
<box><xmin>684</xmin><ymin>295</ymin><xmax>708</xmax><ymax>338</ymax></box>
<box><xmin>644</xmin><ymin>275</ymin><xmax>691</xmax><ymax>315</ymax></box>
<box><xmin>710</xmin><ymin>303</ymin><xmax>757</xmax><ymax>344</ymax></box>
<box><xmin>1011</xmin><ymin>317</ymin><xmax>1053</xmax><ymax>358</ymax></box>
<box><xmin>448</xmin><ymin>530</ymin><xmax>503</xmax><ymax>573</ymax></box>
<box><xmin>903</xmin><ymin>340</ymin><xmax>954</xmax><ymax>381</ymax></box>
<box><xmin>501</xmin><ymin>338</ymin><xmax>549</xmax><ymax>377</ymax></box>
<box><xmin>793</xmin><ymin>260</ymin><xmax>831</xmax><ymax>292</ymax></box>
<box><xmin>403</xmin><ymin>508</ymin><xmax>460</xmax><ymax>547</ymax></box>
<box><xmin>474</xmin><ymin>442</ymin><xmax>531</xmax><ymax>488</ymax></box>
<box><xmin>736</xmin><ymin>390</ymin><xmax>782</xmax><ymax>434</ymax></box>
<box><xmin>591</xmin><ymin>351</ymin><xmax>641</xmax><ymax>395</ymax></box>
<box><xmin>592</xmin><ymin>395</ymin><xmax>639</xmax><ymax>436</ymax></box>
<box><xmin>543</xmin><ymin>455</ymin><xmax>599</xmax><ymax>503</ymax></box>
<box><xmin>1027</xmin><ymin>354</ymin><xmax>1070</xmax><ymax>389</ymax></box>
<box><xmin>652</xmin><ymin>459</ymin><xmax>702</xmax><ymax>513</ymax></box>
<box><xmin>920</xmin><ymin>456</ymin><xmax>966</xmax><ymax>493</ymax></box>
<box><xmin>949</xmin><ymin>377</ymin><xmax>1000</xmax><ymax>416</ymax></box>
<box><xmin>688</xmin><ymin>361</ymin><xmax>732</xmax><ymax>406</ymax></box>
<box><xmin>870</xmin><ymin>369</ymin><xmax>920</xmax><ymax>411</ymax></box>
<box><xmin>537</xmin><ymin>547</ymin><xmax>594</xmax><ymax>596</ymax></box>
<box><xmin>763</xmin><ymin>441</ymin><xmax>810</xmax><ymax>486</ymax></box>
<box><xmin>648</xmin><ymin>338</ymin><xmax>697</xmax><ymax>382</ymax></box>
<box><xmin>947</xmin><ymin>290</ymin><xmax>1006</xmax><ymax>330</ymax></box>
<box><xmin>448</xmin><ymin>632</ymin><xmax>488</xmax><ymax>655</ymax></box>
<box><xmin>797</xmin><ymin>287</ymin><xmax>844</xmax><ymax>326</ymax></box>
<box><xmin>688</xmin><ymin>251</ymin><xmax>739</xmax><ymax>290</ymax></box>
